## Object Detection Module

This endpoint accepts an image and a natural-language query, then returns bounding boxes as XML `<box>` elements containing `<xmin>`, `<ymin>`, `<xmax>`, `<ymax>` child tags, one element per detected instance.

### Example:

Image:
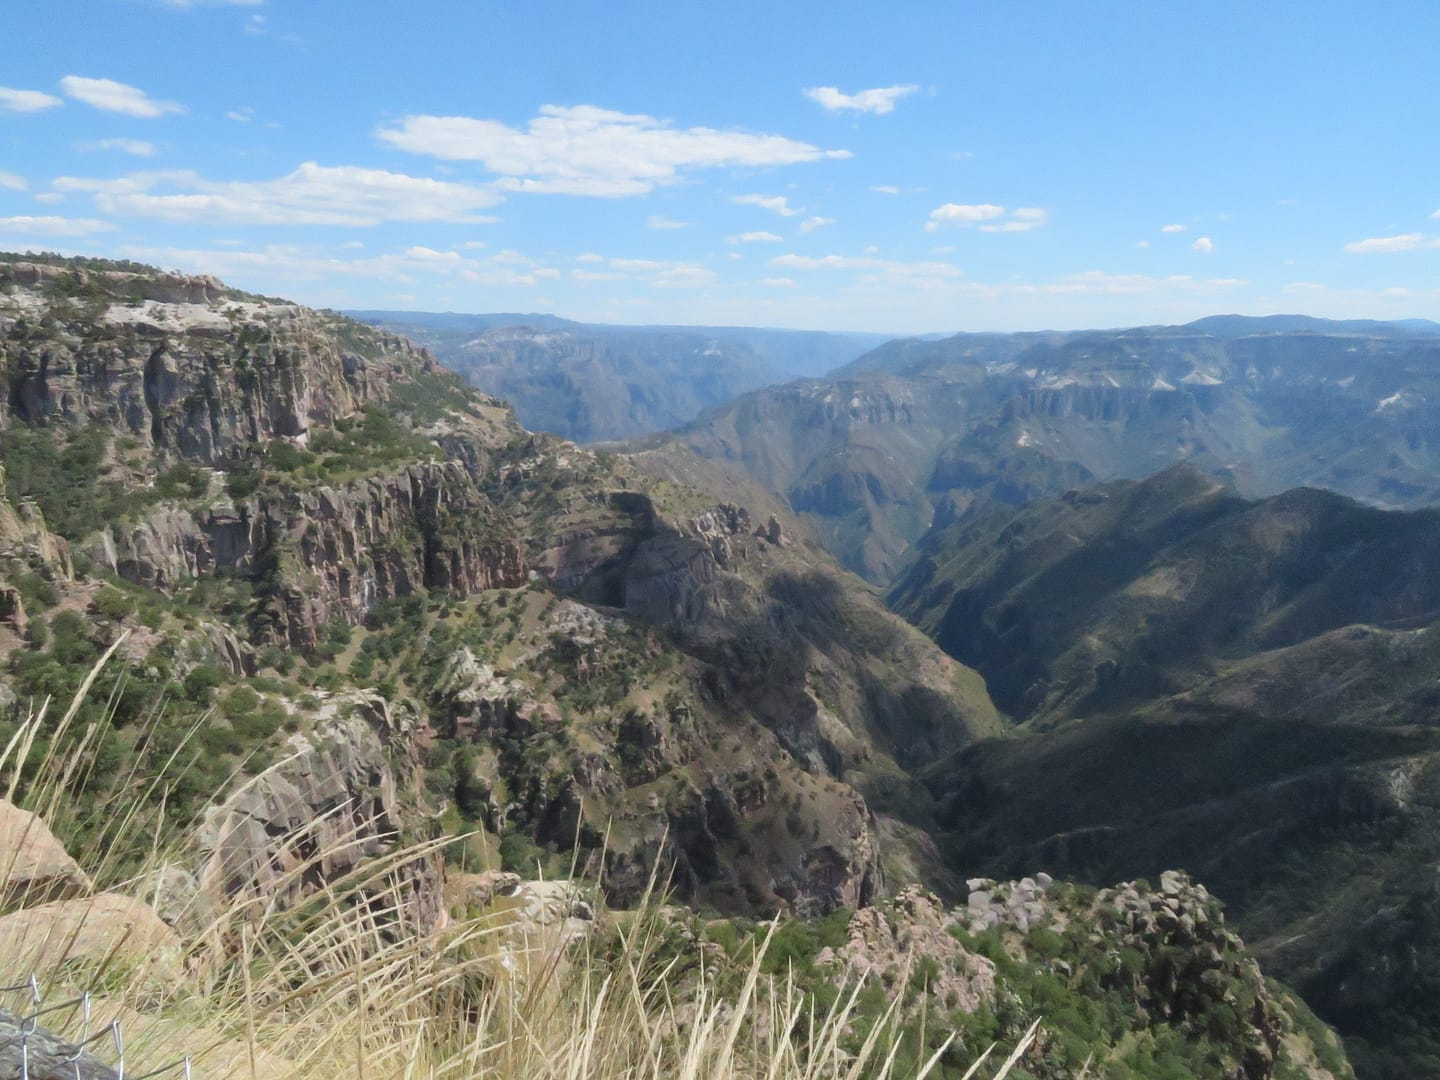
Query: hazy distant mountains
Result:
<box><xmin>641</xmin><ymin>315</ymin><xmax>1440</xmax><ymax>582</ymax></box>
<box><xmin>891</xmin><ymin>465</ymin><xmax>1440</xmax><ymax>1077</ymax></box>
<box><xmin>352</xmin><ymin>310</ymin><xmax>890</xmax><ymax>443</ymax></box>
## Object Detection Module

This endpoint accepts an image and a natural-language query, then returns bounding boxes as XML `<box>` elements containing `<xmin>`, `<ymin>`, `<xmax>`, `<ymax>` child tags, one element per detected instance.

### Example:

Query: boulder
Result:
<box><xmin>0</xmin><ymin>800</ymin><xmax>92</xmax><ymax>910</ymax></box>
<box><xmin>0</xmin><ymin>891</ymin><xmax>184</xmax><ymax>990</ymax></box>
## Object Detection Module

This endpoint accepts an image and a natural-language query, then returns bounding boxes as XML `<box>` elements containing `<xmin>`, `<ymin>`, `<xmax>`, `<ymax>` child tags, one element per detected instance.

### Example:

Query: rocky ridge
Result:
<box><xmin>0</xmin><ymin>253</ymin><xmax>993</xmax><ymax>919</ymax></box>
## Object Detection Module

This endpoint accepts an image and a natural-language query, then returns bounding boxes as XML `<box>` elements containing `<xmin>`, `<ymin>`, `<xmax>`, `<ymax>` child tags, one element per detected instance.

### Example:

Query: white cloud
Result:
<box><xmin>646</xmin><ymin>214</ymin><xmax>691</xmax><ymax>230</ymax></box>
<box><xmin>1161</xmin><ymin>223</ymin><xmax>1187</xmax><ymax>233</ymax></box>
<box><xmin>63</xmin><ymin>162</ymin><xmax>504</xmax><ymax>226</ymax></box>
<box><xmin>980</xmin><ymin>207</ymin><xmax>1049</xmax><ymax>233</ymax></box>
<box><xmin>572</xmin><ymin>269</ymin><xmax>628</xmax><ymax>283</ymax></box>
<box><xmin>0</xmin><ymin>216</ymin><xmax>116</xmax><ymax>237</ymax></box>
<box><xmin>1191</xmin><ymin>236</ymin><xmax>1214</xmax><ymax>253</ymax></box>
<box><xmin>0</xmin><ymin>86</ymin><xmax>63</xmax><ymax>113</ymax></box>
<box><xmin>802</xmin><ymin>84</ymin><xmax>919</xmax><ymax>115</ymax></box>
<box><xmin>403</xmin><ymin>245</ymin><xmax>462</xmax><ymax>264</ymax></box>
<box><xmin>1343</xmin><ymin>233</ymin><xmax>1438</xmax><ymax>254</ymax></box>
<box><xmin>376</xmin><ymin>104</ymin><xmax>848</xmax><ymax>197</ymax></box>
<box><xmin>1134</xmin><ymin>240</ymin><xmax>1151</xmax><ymax>248</ymax></box>
<box><xmin>925</xmin><ymin>202</ymin><xmax>1005</xmax><ymax>232</ymax></box>
<box><xmin>60</xmin><ymin>76</ymin><xmax>184</xmax><ymax>118</ymax></box>
<box><xmin>226</xmin><ymin>107</ymin><xmax>254</xmax><ymax>123</ymax></box>
<box><xmin>727</xmin><ymin>231</ymin><xmax>783</xmax><ymax>244</ymax></box>
<box><xmin>32</xmin><ymin>193</ymin><xmax>63</xmax><ymax>205</ymax></box>
<box><xmin>798</xmin><ymin>215</ymin><xmax>835</xmax><ymax>234</ymax></box>
<box><xmin>758</xmin><ymin>277</ymin><xmax>797</xmax><ymax>287</ymax></box>
<box><xmin>731</xmin><ymin>193</ymin><xmax>800</xmax><ymax>217</ymax></box>
<box><xmin>118</xmin><ymin>242</ymin><xmax>556</xmax><ymax>289</ymax></box>
<box><xmin>870</xmin><ymin>185</ymin><xmax>900</xmax><ymax>195</ymax></box>
<box><xmin>652</xmin><ymin>266</ymin><xmax>716</xmax><ymax>288</ymax></box>
<box><xmin>0</xmin><ymin>172</ymin><xmax>27</xmax><ymax>192</ymax></box>
<box><xmin>80</xmin><ymin>138</ymin><xmax>158</xmax><ymax>157</ymax></box>
<box><xmin>1037</xmin><ymin>270</ymin><xmax>1244</xmax><ymax>295</ymax></box>
<box><xmin>771</xmin><ymin>252</ymin><xmax>960</xmax><ymax>278</ymax></box>
<box><xmin>565</xmin><ymin>254</ymin><xmax>718</xmax><ymax>289</ymax></box>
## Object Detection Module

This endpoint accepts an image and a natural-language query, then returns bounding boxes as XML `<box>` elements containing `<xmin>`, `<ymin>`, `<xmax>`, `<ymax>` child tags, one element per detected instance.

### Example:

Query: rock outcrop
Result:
<box><xmin>193</xmin><ymin>691</ymin><xmax>441</xmax><ymax>934</ymax></box>
<box><xmin>818</xmin><ymin>884</ymin><xmax>996</xmax><ymax>1014</ymax></box>
<box><xmin>92</xmin><ymin>462</ymin><xmax>526</xmax><ymax>646</ymax></box>
<box><xmin>0</xmin><ymin>800</ymin><xmax>92</xmax><ymax>910</ymax></box>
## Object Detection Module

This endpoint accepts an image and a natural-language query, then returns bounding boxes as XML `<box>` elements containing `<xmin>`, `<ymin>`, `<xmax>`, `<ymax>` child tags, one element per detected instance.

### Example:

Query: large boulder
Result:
<box><xmin>0</xmin><ymin>800</ymin><xmax>92</xmax><ymax>910</ymax></box>
<box><xmin>0</xmin><ymin>891</ymin><xmax>184</xmax><ymax>990</ymax></box>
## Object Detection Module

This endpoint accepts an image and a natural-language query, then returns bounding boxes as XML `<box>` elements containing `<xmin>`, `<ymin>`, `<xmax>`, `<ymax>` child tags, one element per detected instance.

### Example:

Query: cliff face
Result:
<box><xmin>0</xmin><ymin>255</ymin><xmax>1002</xmax><ymax>921</ymax></box>
<box><xmin>194</xmin><ymin>690</ymin><xmax>442</xmax><ymax>936</ymax></box>
<box><xmin>92</xmin><ymin>462</ymin><xmax>527</xmax><ymax>647</ymax></box>
<box><xmin>1</xmin><ymin>262</ymin><xmax>430</xmax><ymax>462</ymax></box>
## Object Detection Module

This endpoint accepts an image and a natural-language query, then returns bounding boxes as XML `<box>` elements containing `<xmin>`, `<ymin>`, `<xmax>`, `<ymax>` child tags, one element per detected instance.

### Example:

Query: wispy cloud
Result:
<box><xmin>870</xmin><ymin>185</ymin><xmax>900</xmax><ymax>195</ymax></box>
<box><xmin>0</xmin><ymin>215</ymin><xmax>116</xmax><ymax>237</ymax></box>
<box><xmin>60</xmin><ymin>76</ymin><xmax>183</xmax><ymax>118</ymax></box>
<box><xmin>0</xmin><ymin>86</ymin><xmax>63</xmax><ymax>113</ymax></box>
<box><xmin>0</xmin><ymin>172</ymin><xmax>27</xmax><ymax>192</ymax></box>
<box><xmin>1343</xmin><ymin>233</ymin><xmax>1438</xmax><ymax>254</ymax></box>
<box><xmin>732</xmin><ymin>193</ymin><xmax>800</xmax><ymax>217</ymax></box>
<box><xmin>566</xmin><ymin>254</ymin><xmax>717</xmax><ymax>289</ymax></box>
<box><xmin>771</xmin><ymin>252</ymin><xmax>960</xmax><ymax>278</ymax></box>
<box><xmin>923</xmin><ymin>202</ymin><xmax>1003</xmax><ymax>232</ymax></box>
<box><xmin>226</xmin><ymin>107</ymin><xmax>254</xmax><ymax>123</ymax></box>
<box><xmin>802</xmin><ymin>84</ymin><xmax>918</xmax><ymax>115</ymax></box>
<box><xmin>118</xmin><ymin>242</ymin><xmax>557</xmax><ymax>291</ymax></box>
<box><xmin>980</xmin><ymin>207</ymin><xmax>1048</xmax><ymax>233</ymax></box>
<box><xmin>60</xmin><ymin>163</ymin><xmax>503</xmax><ymax>226</ymax></box>
<box><xmin>79</xmin><ymin>138</ymin><xmax>158</xmax><ymax>157</ymax></box>
<box><xmin>798</xmin><ymin>215</ymin><xmax>834</xmax><ymax>234</ymax></box>
<box><xmin>758</xmin><ymin>277</ymin><xmax>797</xmax><ymax>287</ymax></box>
<box><xmin>646</xmin><ymin>214</ymin><xmax>691</xmax><ymax>230</ymax></box>
<box><xmin>727</xmin><ymin>231</ymin><xmax>783</xmax><ymax>244</ymax></box>
<box><xmin>377</xmin><ymin>104</ymin><xmax>849</xmax><ymax>197</ymax></box>
<box><xmin>1161</xmin><ymin>223</ymin><xmax>1187</xmax><ymax>233</ymax></box>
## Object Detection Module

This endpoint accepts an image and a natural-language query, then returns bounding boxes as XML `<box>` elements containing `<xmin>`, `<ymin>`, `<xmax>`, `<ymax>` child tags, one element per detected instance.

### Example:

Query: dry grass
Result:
<box><xmin>1</xmin><ymin>649</ymin><xmax>1037</xmax><ymax>1079</ymax></box>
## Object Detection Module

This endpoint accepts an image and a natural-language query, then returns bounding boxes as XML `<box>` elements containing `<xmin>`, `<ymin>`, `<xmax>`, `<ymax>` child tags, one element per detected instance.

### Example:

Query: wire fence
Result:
<box><xmin>0</xmin><ymin>977</ymin><xmax>190</xmax><ymax>1080</ymax></box>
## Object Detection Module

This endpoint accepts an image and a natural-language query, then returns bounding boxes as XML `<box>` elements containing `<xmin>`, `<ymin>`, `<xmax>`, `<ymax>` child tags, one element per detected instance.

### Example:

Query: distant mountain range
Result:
<box><xmin>888</xmin><ymin>465</ymin><xmax>1440</xmax><ymax>1077</ymax></box>
<box><xmin>636</xmin><ymin>315</ymin><xmax>1440</xmax><ymax>582</ymax></box>
<box><xmin>351</xmin><ymin>310</ymin><xmax>891</xmax><ymax>443</ymax></box>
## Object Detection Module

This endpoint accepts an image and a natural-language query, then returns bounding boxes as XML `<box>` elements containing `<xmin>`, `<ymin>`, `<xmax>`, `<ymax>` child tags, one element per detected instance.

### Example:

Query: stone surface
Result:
<box><xmin>0</xmin><ymin>891</ymin><xmax>184</xmax><ymax>990</ymax></box>
<box><xmin>0</xmin><ymin>800</ymin><xmax>92</xmax><ymax>909</ymax></box>
<box><xmin>193</xmin><ymin>690</ymin><xmax>442</xmax><ymax>934</ymax></box>
<box><xmin>818</xmin><ymin>885</ymin><xmax>996</xmax><ymax>1015</ymax></box>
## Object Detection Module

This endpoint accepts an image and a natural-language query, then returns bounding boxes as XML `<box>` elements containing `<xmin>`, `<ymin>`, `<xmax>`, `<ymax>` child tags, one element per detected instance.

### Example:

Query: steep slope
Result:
<box><xmin>889</xmin><ymin>467</ymin><xmax>1440</xmax><ymax>1076</ymax></box>
<box><xmin>357</xmin><ymin>311</ymin><xmax>889</xmax><ymax>443</ymax></box>
<box><xmin>642</xmin><ymin>317</ymin><xmax>1440</xmax><ymax>583</ymax></box>
<box><xmin>0</xmin><ymin>253</ymin><xmax>997</xmax><ymax>918</ymax></box>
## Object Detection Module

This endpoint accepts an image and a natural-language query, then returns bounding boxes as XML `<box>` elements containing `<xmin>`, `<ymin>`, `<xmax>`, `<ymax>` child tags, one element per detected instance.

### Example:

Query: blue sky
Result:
<box><xmin>2</xmin><ymin>0</ymin><xmax>1437</xmax><ymax>332</ymax></box>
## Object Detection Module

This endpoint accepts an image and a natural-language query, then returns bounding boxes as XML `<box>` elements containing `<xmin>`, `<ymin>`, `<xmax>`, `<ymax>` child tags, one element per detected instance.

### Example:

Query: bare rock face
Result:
<box><xmin>0</xmin><ymin>891</ymin><xmax>184</xmax><ymax>991</ymax></box>
<box><xmin>193</xmin><ymin>691</ymin><xmax>442</xmax><ymax>934</ymax></box>
<box><xmin>93</xmin><ymin>462</ymin><xmax>527</xmax><ymax>647</ymax></box>
<box><xmin>818</xmin><ymin>885</ymin><xmax>996</xmax><ymax>1015</ymax></box>
<box><xmin>0</xmin><ymin>264</ymin><xmax>408</xmax><ymax>462</ymax></box>
<box><xmin>0</xmin><ymin>497</ymin><xmax>73</xmax><ymax>581</ymax></box>
<box><xmin>0</xmin><ymin>800</ymin><xmax>92</xmax><ymax>910</ymax></box>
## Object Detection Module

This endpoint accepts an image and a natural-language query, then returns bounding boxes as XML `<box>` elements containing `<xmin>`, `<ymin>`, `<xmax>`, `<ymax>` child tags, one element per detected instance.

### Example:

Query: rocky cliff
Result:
<box><xmin>0</xmin><ymin>253</ymin><xmax>997</xmax><ymax>920</ymax></box>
